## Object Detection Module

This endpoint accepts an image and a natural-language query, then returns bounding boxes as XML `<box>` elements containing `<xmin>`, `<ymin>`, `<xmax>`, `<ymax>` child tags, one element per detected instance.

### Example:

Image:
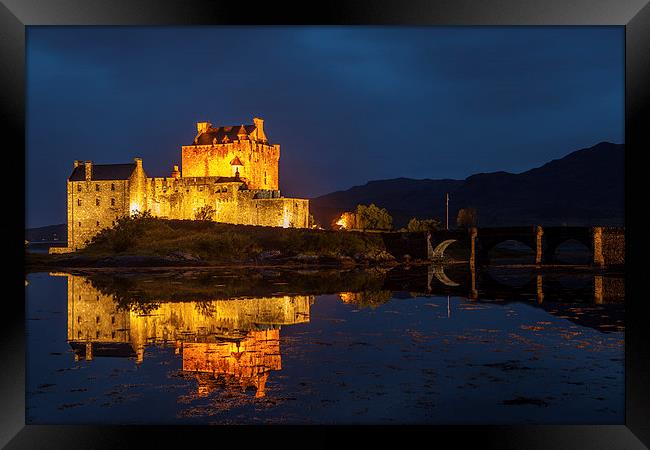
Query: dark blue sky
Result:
<box><xmin>26</xmin><ymin>26</ymin><xmax>623</xmax><ymax>228</ymax></box>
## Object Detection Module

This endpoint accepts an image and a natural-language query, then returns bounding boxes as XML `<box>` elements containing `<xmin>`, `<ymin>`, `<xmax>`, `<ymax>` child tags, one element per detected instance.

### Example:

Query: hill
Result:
<box><xmin>310</xmin><ymin>142</ymin><xmax>624</xmax><ymax>228</ymax></box>
<box><xmin>25</xmin><ymin>223</ymin><xmax>67</xmax><ymax>242</ymax></box>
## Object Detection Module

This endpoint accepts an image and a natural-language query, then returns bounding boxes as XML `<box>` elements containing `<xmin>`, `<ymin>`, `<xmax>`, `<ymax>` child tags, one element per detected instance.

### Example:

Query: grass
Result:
<box><xmin>76</xmin><ymin>213</ymin><xmax>392</xmax><ymax>263</ymax></box>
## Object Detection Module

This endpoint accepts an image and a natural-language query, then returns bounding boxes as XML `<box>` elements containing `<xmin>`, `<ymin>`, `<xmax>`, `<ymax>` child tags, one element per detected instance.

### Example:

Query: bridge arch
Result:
<box><xmin>480</xmin><ymin>239</ymin><xmax>536</xmax><ymax>265</ymax></box>
<box><xmin>546</xmin><ymin>238</ymin><xmax>592</xmax><ymax>264</ymax></box>
<box><xmin>431</xmin><ymin>264</ymin><xmax>460</xmax><ymax>287</ymax></box>
<box><xmin>431</xmin><ymin>239</ymin><xmax>459</xmax><ymax>260</ymax></box>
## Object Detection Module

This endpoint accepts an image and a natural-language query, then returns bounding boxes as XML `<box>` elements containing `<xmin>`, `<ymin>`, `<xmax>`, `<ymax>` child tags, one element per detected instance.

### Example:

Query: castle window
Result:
<box><xmin>111</xmin><ymin>183</ymin><xmax>115</xmax><ymax>191</ymax></box>
<box><xmin>96</xmin><ymin>198</ymin><xmax>100</xmax><ymax>206</ymax></box>
<box><xmin>96</xmin><ymin>221</ymin><xmax>100</xmax><ymax>227</ymax></box>
<box><xmin>78</xmin><ymin>222</ymin><xmax>82</xmax><ymax>228</ymax></box>
<box><xmin>77</xmin><ymin>184</ymin><xmax>82</xmax><ymax>192</ymax></box>
<box><xmin>96</xmin><ymin>330</ymin><xmax>100</xmax><ymax>338</ymax></box>
<box><xmin>78</xmin><ymin>330</ymin><xmax>82</xmax><ymax>339</ymax></box>
<box><xmin>77</xmin><ymin>199</ymin><xmax>82</xmax><ymax>206</ymax></box>
<box><xmin>95</xmin><ymin>184</ymin><xmax>100</xmax><ymax>191</ymax></box>
<box><xmin>111</xmin><ymin>198</ymin><xmax>115</xmax><ymax>206</ymax></box>
<box><xmin>77</xmin><ymin>316</ymin><xmax>81</xmax><ymax>323</ymax></box>
<box><xmin>111</xmin><ymin>316</ymin><xmax>115</xmax><ymax>324</ymax></box>
<box><xmin>96</xmin><ymin>316</ymin><xmax>100</xmax><ymax>324</ymax></box>
<box><xmin>264</xmin><ymin>171</ymin><xmax>267</xmax><ymax>185</ymax></box>
<box><xmin>112</xmin><ymin>331</ymin><xmax>116</xmax><ymax>339</ymax></box>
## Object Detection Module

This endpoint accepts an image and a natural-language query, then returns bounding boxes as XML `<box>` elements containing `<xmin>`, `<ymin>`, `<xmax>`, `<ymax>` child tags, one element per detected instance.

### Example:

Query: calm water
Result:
<box><xmin>26</xmin><ymin>266</ymin><xmax>624</xmax><ymax>424</ymax></box>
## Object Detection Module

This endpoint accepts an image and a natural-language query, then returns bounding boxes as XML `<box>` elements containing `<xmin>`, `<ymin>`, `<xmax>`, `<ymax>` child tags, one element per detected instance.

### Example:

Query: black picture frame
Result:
<box><xmin>4</xmin><ymin>0</ymin><xmax>649</xmax><ymax>447</ymax></box>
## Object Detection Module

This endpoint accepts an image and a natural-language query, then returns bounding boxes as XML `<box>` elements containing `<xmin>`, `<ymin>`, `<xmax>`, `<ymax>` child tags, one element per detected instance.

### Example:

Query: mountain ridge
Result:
<box><xmin>310</xmin><ymin>141</ymin><xmax>624</xmax><ymax>228</ymax></box>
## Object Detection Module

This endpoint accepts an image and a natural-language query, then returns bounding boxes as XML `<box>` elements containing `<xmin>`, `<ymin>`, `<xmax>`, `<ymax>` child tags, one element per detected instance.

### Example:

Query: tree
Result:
<box><xmin>356</xmin><ymin>203</ymin><xmax>392</xmax><ymax>231</ymax></box>
<box><xmin>406</xmin><ymin>217</ymin><xmax>441</xmax><ymax>233</ymax></box>
<box><xmin>457</xmin><ymin>207</ymin><xmax>478</xmax><ymax>229</ymax></box>
<box><xmin>194</xmin><ymin>205</ymin><xmax>215</xmax><ymax>221</ymax></box>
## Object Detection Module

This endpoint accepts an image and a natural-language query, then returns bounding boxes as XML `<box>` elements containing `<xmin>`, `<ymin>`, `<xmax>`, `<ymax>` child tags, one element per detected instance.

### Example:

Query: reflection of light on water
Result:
<box><xmin>338</xmin><ymin>292</ymin><xmax>355</xmax><ymax>303</ymax></box>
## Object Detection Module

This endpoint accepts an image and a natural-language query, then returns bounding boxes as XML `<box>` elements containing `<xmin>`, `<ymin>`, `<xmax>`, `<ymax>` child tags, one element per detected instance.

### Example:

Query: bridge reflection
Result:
<box><xmin>382</xmin><ymin>263</ymin><xmax>624</xmax><ymax>305</ymax></box>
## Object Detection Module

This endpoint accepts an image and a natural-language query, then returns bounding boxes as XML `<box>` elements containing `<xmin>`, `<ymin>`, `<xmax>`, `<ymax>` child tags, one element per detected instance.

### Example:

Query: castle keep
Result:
<box><xmin>56</xmin><ymin>117</ymin><xmax>310</xmax><ymax>251</ymax></box>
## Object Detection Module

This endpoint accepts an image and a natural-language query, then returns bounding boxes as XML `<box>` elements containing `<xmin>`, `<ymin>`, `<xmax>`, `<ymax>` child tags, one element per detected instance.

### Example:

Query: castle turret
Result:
<box><xmin>253</xmin><ymin>117</ymin><xmax>266</xmax><ymax>142</ymax></box>
<box><xmin>237</xmin><ymin>125</ymin><xmax>248</xmax><ymax>140</ymax></box>
<box><xmin>196</xmin><ymin>122</ymin><xmax>211</xmax><ymax>134</ymax></box>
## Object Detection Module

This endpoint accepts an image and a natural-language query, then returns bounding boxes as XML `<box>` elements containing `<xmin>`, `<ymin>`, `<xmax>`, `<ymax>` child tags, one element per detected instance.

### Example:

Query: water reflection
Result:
<box><xmin>61</xmin><ymin>273</ymin><xmax>313</xmax><ymax>398</ymax></box>
<box><xmin>27</xmin><ymin>264</ymin><xmax>624</xmax><ymax>424</ymax></box>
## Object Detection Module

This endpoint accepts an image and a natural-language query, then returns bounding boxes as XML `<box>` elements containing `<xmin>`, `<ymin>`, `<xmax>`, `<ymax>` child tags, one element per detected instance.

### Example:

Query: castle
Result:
<box><xmin>54</xmin><ymin>117</ymin><xmax>310</xmax><ymax>251</ymax></box>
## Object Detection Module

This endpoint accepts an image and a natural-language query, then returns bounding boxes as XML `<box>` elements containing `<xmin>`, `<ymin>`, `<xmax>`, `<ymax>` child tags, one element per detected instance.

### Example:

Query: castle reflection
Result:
<box><xmin>61</xmin><ymin>274</ymin><xmax>312</xmax><ymax>398</ymax></box>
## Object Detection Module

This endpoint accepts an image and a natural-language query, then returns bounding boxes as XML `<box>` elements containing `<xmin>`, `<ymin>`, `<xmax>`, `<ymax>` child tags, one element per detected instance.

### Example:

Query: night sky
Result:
<box><xmin>26</xmin><ymin>26</ymin><xmax>623</xmax><ymax>228</ymax></box>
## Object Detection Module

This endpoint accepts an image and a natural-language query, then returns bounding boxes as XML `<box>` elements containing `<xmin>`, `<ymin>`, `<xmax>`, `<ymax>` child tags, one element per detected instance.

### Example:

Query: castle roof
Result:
<box><xmin>230</xmin><ymin>156</ymin><xmax>244</xmax><ymax>166</ymax></box>
<box><xmin>195</xmin><ymin>124</ymin><xmax>257</xmax><ymax>145</ymax></box>
<box><xmin>69</xmin><ymin>163</ymin><xmax>136</xmax><ymax>181</ymax></box>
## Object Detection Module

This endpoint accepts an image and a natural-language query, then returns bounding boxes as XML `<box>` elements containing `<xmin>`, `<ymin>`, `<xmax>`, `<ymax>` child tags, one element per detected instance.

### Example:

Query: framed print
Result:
<box><xmin>4</xmin><ymin>0</ymin><xmax>649</xmax><ymax>447</ymax></box>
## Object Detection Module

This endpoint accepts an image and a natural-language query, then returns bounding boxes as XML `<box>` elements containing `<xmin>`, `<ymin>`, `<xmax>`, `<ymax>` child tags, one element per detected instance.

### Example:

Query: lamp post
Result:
<box><xmin>445</xmin><ymin>193</ymin><xmax>449</xmax><ymax>230</ymax></box>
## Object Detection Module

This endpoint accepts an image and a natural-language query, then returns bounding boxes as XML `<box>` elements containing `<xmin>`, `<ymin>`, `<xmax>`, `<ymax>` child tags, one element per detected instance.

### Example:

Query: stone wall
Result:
<box><xmin>142</xmin><ymin>176</ymin><xmax>309</xmax><ymax>228</ymax></box>
<box><xmin>381</xmin><ymin>232</ymin><xmax>431</xmax><ymax>260</ymax></box>
<box><xmin>181</xmin><ymin>141</ymin><xmax>279</xmax><ymax>190</ymax></box>
<box><xmin>67</xmin><ymin>178</ymin><xmax>130</xmax><ymax>249</ymax></box>
<box><xmin>63</xmin><ymin>174</ymin><xmax>310</xmax><ymax>250</ymax></box>
<box><xmin>601</xmin><ymin>227</ymin><xmax>625</xmax><ymax>266</ymax></box>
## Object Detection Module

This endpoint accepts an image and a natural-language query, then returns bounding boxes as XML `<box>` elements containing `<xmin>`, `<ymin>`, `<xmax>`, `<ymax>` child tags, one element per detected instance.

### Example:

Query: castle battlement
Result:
<box><xmin>54</xmin><ymin>117</ymin><xmax>310</xmax><ymax>251</ymax></box>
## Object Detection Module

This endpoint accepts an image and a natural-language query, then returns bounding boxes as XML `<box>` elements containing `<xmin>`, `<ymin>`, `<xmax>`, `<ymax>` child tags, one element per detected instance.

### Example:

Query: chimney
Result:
<box><xmin>196</xmin><ymin>122</ymin><xmax>211</xmax><ymax>134</ymax></box>
<box><xmin>84</xmin><ymin>160</ymin><xmax>92</xmax><ymax>181</ymax></box>
<box><xmin>253</xmin><ymin>117</ymin><xmax>264</xmax><ymax>135</ymax></box>
<box><xmin>134</xmin><ymin>157</ymin><xmax>142</xmax><ymax>168</ymax></box>
<box><xmin>73</xmin><ymin>160</ymin><xmax>80</xmax><ymax>168</ymax></box>
<box><xmin>171</xmin><ymin>165</ymin><xmax>180</xmax><ymax>179</ymax></box>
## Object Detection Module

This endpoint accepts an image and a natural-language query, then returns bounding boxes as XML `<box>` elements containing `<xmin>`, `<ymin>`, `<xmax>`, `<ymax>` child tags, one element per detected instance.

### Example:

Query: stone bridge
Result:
<box><xmin>383</xmin><ymin>226</ymin><xmax>625</xmax><ymax>267</ymax></box>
